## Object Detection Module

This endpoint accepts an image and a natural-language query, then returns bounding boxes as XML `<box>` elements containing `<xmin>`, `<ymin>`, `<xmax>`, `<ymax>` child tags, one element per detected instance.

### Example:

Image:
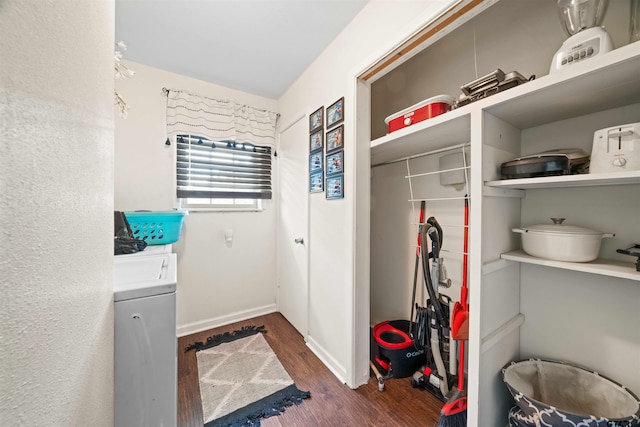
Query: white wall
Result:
<box><xmin>277</xmin><ymin>0</ymin><xmax>458</xmax><ymax>386</ymax></box>
<box><xmin>0</xmin><ymin>1</ymin><xmax>114</xmax><ymax>425</ymax></box>
<box><xmin>114</xmin><ymin>61</ymin><xmax>279</xmax><ymax>335</ymax></box>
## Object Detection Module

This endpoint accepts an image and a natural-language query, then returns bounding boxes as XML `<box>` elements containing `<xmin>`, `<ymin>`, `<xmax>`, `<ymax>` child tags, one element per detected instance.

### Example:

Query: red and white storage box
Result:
<box><xmin>384</xmin><ymin>95</ymin><xmax>454</xmax><ymax>134</ymax></box>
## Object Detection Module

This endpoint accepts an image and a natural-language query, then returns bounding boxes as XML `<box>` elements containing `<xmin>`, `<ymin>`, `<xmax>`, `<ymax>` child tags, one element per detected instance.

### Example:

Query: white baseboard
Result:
<box><xmin>306</xmin><ymin>335</ymin><xmax>347</xmax><ymax>384</ymax></box>
<box><xmin>177</xmin><ymin>304</ymin><xmax>277</xmax><ymax>337</ymax></box>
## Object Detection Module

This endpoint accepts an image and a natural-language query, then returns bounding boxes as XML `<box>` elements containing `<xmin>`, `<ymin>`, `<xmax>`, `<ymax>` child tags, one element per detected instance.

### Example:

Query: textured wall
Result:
<box><xmin>0</xmin><ymin>1</ymin><xmax>115</xmax><ymax>425</ymax></box>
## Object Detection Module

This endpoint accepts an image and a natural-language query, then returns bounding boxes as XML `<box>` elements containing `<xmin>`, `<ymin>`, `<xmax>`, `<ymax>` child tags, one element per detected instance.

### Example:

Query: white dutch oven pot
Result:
<box><xmin>512</xmin><ymin>218</ymin><xmax>614</xmax><ymax>262</ymax></box>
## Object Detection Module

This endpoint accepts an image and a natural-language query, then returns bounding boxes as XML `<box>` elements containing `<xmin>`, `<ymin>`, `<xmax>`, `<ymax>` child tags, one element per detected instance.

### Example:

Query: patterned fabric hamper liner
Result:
<box><xmin>502</xmin><ymin>359</ymin><xmax>640</xmax><ymax>427</ymax></box>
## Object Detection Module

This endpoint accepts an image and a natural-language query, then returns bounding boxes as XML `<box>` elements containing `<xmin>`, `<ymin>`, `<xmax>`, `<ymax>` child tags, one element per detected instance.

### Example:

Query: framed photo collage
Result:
<box><xmin>309</xmin><ymin>97</ymin><xmax>344</xmax><ymax>199</ymax></box>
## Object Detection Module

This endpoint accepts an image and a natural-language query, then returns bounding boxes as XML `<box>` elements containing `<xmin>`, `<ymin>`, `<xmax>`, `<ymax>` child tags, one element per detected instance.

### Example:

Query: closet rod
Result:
<box><xmin>405</xmin><ymin>165</ymin><xmax>471</xmax><ymax>179</ymax></box>
<box><xmin>408</xmin><ymin>196</ymin><xmax>468</xmax><ymax>202</ymax></box>
<box><xmin>441</xmin><ymin>248</ymin><xmax>468</xmax><ymax>256</ymax></box>
<box><xmin>410</xmin><ymin>222</ymin><xmax>468</xmax><ymax>229</ymax></box>
<box><xmin>372</xmin><ymin>142</ymin><xmax>469</xmax><ymax>168</ymax></box>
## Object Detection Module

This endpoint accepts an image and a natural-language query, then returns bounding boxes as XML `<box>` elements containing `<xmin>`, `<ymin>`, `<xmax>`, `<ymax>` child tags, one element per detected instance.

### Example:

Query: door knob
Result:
<box><xmin>294</xmin><ymin>237</ymin><xmax>304</xmax><ymax>244</ymax></box>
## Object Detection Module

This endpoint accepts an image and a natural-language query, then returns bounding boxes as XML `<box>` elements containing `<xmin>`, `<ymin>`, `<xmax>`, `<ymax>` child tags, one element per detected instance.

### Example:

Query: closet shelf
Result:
<box><xmin>482</xmin><ymin>40</ymin><xmax>640</xmax><ymax>129</ymax></box>
<box><xmin>370</xmin><ymin>109</ymin><xmax>470</xmax><ymax>166</ymax></box>
<box><xmin>501</xmin><ymin>250</ymin><xmax>640</xmax><ymax>282</ymax></box>
<box><xmin>485</xmin><ymin>171</ymin><xmax>640</xmax><ymax>189</ymax></box>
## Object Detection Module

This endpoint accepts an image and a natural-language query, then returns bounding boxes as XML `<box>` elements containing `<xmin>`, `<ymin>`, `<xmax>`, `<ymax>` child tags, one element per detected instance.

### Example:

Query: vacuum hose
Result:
<box><xmin>413</xmin><ymin>305</ymin><xmax>429</xmax><ymax>349</ymax></box>
<box><xmin>420</xmin><ymin>219</ymin><xmax>450</xmax><ymax>398</ymax></box>
<box><xmin>420</xmin><ymin>221</ymin><xmax>447</xmax><ymax>328</ymax></box>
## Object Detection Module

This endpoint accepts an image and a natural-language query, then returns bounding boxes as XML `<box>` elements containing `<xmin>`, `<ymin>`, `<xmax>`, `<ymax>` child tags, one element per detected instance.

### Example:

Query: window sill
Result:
<box><xmin>183</xmin><ymin>207</ymin><xmax>265</xmax><ymax>213</ymax></box>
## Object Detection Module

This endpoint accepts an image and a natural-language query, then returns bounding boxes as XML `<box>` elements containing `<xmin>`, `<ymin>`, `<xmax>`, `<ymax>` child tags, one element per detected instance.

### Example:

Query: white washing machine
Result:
<box><xmin>114</xmin><ymin>248</ymin><xmax>177</xmax><ymax>427</ymax></box>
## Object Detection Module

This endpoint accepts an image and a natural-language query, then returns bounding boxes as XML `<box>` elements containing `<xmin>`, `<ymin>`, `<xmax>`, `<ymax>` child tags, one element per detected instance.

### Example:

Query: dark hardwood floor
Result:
<box><xmin>178</xmin><ymin>312</ymin><xmax>444</xmax><ymax>426</ymax></box>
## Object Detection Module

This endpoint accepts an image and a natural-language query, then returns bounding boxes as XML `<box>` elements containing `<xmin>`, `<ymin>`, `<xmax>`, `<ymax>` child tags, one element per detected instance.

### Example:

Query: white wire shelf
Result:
<box><xmin>406</xmin><ymin>165</ymin><xmax>471</xmax><ymax>179</ymax></box>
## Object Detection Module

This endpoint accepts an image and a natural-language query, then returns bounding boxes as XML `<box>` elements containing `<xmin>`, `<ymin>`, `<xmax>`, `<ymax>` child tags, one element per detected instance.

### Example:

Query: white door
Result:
<box><xmin>277</xmin><ymin>114</ymin><xmax>309</xmax><ymax>337</ymax></box>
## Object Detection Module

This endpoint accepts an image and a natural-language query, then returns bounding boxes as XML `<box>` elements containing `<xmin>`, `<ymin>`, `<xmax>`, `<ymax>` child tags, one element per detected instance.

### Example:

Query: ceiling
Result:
<box><xmin>115</xmin><ymin>0</ymin><xmax>369</xmax><ymax>99</ymax></box>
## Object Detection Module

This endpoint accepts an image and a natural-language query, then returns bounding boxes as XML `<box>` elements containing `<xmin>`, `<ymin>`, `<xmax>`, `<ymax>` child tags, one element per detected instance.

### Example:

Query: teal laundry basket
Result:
<box><xmin>124</xmin><ymin>211</ymin><xmax>187</xmax><ymax>245</ymax></box>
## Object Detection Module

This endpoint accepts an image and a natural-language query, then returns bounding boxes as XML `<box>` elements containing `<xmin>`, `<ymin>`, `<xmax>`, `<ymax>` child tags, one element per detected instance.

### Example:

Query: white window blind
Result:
<box><xmin>176</xmin><ymin>135</ymin><xmax>272</xmax><ymax>200</ymax></box>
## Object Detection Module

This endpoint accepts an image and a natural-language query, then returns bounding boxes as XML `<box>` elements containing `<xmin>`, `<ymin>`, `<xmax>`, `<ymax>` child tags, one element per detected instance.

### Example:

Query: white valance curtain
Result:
<box><xmin>165</xmin><ymin>89</ymin><xmax>278</xmax><ymax>145</ymax></box>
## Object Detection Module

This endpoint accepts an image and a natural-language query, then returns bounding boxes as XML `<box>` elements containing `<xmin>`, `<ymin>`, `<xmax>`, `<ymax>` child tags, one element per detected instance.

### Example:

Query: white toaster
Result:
<box><xmin>590</xmin><ymin>123</ymin><xmax>640</xmax><ymax>173</ymax></box>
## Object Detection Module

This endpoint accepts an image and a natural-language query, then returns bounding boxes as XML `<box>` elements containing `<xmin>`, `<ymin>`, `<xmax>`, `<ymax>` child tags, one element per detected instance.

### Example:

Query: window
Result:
<box><xmin>165</xmin><ymin>88</ymin><xmax>277</xmax><ymax>211</ymax></box>
<box><xmin>176</xmin><ymin>135</ymin><xmax>272</xmax><ymax>211</ymax></box>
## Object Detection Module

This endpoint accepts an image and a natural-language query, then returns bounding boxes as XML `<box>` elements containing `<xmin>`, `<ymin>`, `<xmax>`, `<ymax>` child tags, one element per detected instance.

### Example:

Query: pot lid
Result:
<box><xmin>522</xmin><ymin>218</ymin><xmax>604</xmax><ymax>235</ymax></box>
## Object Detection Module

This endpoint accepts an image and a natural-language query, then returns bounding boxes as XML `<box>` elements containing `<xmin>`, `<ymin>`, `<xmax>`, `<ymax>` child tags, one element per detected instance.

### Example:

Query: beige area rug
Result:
<box><xmin>186</xmin><ymin>326</ymin><xmax>310</xmax><ymax>427</ymax></box>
